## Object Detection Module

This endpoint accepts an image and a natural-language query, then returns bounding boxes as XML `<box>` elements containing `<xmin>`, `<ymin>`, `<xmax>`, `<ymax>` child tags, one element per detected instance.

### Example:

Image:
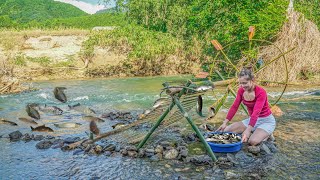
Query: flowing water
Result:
<box><xmin>0</xmin><ymin>76</ymin><xmax>319</xmax><ymax>179</ymax></box>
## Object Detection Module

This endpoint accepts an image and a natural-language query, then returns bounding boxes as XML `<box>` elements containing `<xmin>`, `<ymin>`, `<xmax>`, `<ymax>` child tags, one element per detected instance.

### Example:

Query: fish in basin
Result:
<box><xmin>206</xmin><ymin>133</ymin><xmax>241</xmax><ymax>144</ymax></box>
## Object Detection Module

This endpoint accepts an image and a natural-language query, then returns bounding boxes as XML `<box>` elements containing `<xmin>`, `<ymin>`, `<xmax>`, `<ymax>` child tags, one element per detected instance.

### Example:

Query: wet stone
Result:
<box><xmin>36</xmin><ymin>140</ymin><xmax>53</xmax><ymax>149</ymax></box>
<box><xmin>73</xmin><ymin>149</ymin><xmax>84</xmax><ymax>155</ymax></box>
<box><xmin>125</xmin><ymin>145</ymin><xmax>137</xmax><ymax>151</ymax></box>
<box><xmin>138</xmin><ymin>149</ymin><xmax>145</xmax><ymax>158</ymax></box>
<box><xmin>46</xmin><ymin>135</ymin><xmax>55</xmax><ymax>139</ymax></box>
<box><xmin>260</xmin><ymin>143</ymin><xmax>272</xmax><ymax>155</ymax></box>
<box><xmin>115</xmin><ymin>145</ymin><xmax>121</xmax><ymax>152</ymax></box>
<box><xmin>264</xmin><ymin>142</ymin><xmax>278</xmax><ymax>153</ymax></box>
<box><xmin>22</xmin><ymin>133</ymin><xmax>32</xmax><ymax>142</ymax></box>
<box><xmin>224</xmin><ymin>171</ymin><xmax>239</xmax><ymax>180</ymax></box>
<box><xmin>248</xmin><ymin>146</ymin><xmax>261</xmax><ymax>155</ymax></box>
<box><xmin>64</xmin><ymin>137</ymin><xmax>80</xmax><ymax>144</ymax></box>
<box><xmin>164</xmin><ymin>149</ymin><xmax>179</xmax><ymax>160</ymax></box>
<box><xmin>120</xmin><ymin>149</ymin><xmax>128</xmax><ymax>156</ymax></box>
<box><xmin>235</xmin><ymin>151</ymin><xmax>255</xmax><ymax>168</ymax></box>
<box><xmin>104</xmin><ymin>144</ymin><xmax>116</xmax><ymax>151</ymax></box>
<box><xmin>9</xmin><ymin>131</ymin><xmax>23</xmax><ymax>142</ymax></box>
<box><xmin>159</xmin><ymin>141</ymin><xmax>171</xmax><ymax>148</ymax></box>
<box><xmin>34</xmin><ymin>135</ymin><xmax>44</xmax><ymax>141</ymax></box>
<box><xmin>227</xmin><ymin>153</ymin><xmax>238</xmax><ymax>165</ymax></box>
<box><xmin>94</xmin><ymin>145</ymin><xmax>103</xmax><ymax>154</ymax></box>
<box><xmin>150</xmin><ymin>154</ymin><xmax>161</xmax><ymax>161</ymax></box>
<box><xmin>127</xmin><ymin>151</ymin><xmax>138</xmax><ymax>158</ymax></box>
<box><xmin>179</xmin><ymin>149</ymin><xmax>188</xmax><ymax>158</ymax></box>
<box><xmin>189</xmin><ymin>155</ymin><xmax>212</xmax><ymax>166</ymax></box>
<box><xmin>155</xmin><ymin>145</ymin><xmax>164</xmax><ymax>154</ymax></box>
<box><xmin>104</xmin><ymin>151</ymin><xmax>112</xmax><ymax>156</ymax></box>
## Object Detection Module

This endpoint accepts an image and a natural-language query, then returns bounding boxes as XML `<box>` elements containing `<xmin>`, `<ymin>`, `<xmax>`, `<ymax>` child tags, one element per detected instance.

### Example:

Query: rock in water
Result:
<box><xmin>53</xmin><ymin>87</ymin><xmax>67</xmax><ymax>103</ymax></box>
<box><xmin>26</xmin><ymin>104</ymin><xmax>40</xmax><ymax>119</ymax></box>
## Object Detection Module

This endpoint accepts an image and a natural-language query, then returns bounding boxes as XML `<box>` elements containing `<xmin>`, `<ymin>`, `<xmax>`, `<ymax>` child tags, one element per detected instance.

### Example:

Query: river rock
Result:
<box><xmin>104</xmin><ymin>151</ymin><xmax>112</xmax><ymax>156</ymax></box>
<box><xmin>235</xmin><ymin>151</ymin><xmax>255</xmax><ymax>166</ymax></box>
<box><xmin>22</xmin><ymin>133</ymin><xmax>32</xmax><ymax>142</ymax></box>
<box><xmin>46</xmin><ymin>135</ymin><xmax>55</xmax><ymax>139</ymax></box>
<box><xmin>159</xmin><ymin>141</ymin><xmax>171</xmax><ymax>149</ymax></box>
<box><xmin>138</xmin><ymin>148</ymin><xmax>145</xmax><ymax>158</ymax></box>
<box><xmin>188</xmin><ymin>155</ymin><xmax>212</xmax><ymax>165</ymax></box>
<box><xmin>9</xmin><ymin>131</ymin><xmax>22</xmax><ymax>142</ymax></box>
<box><xmin>227</xmin><ymin>153</ymin><xmax>238</xmax><ymax>165</ymax></box>
<box><xmin>64</xmin><ymin>137</ymin><xmax>80</xmax><ymax>144</ymax></box>
<box><xmin>155</xmin><ymin>145</ymin><xmax>164</xmax><ymax>154</ymax></box>
<box><xmin>104</xmin><ymin>144</ymin><xmax>116</xmax><ymax>151</ymax></box>
<box><xmin>179</xmin><ymin>149</ymin><xmax>188</xmax><ymax>158</ymax></box>
<box><xmin>125</xmin><ymin>145</ymin><xmax>137</xmax><ymax>151</ymax></box>
<box><xmin>150</xmin><ymin>153</ymin><xmax>162</xmax><ymax>161</ymax></box>
<box><xmin>36</xmin><ymin>140</ymin><xmax>53</xmax><ymax>149</ymax></box>
<box><xmin>94</xmin><ymin>145</ymin><xmax>103</xmax><ymax>154</ymax></box>
<box><xmin>260</xmin><ymin>143</ymin><xmax>272</xmax><ymax>155</ymax></box>
<box><xmin>120</xmin><ymin>149</ymin><xmax>128</xmax><ymax>156</ymax></box>
<box><xmin>128</xmin><ymin>151</ymin><xmax>138</xmax><ymax>158</ymax></box>
<box><xmin>164</xmin><ymin>149</ymin><xmax>179</xmax><ymax>160</ymax></box>
<box><xmin>248</xmin><ymin>146</ymin><xmax>261</xmax><ymax>155</ymax></box>
<box><xmin>224</xmin><ymin>171</ymin><xmax>239</xmax><ymax>180</ymax></box>
<box><xmin>73</xmin><ymin>149</ymin><xmax>84</xmax><ymax>155</ymax></box>
<box><xmin>34</xmin><ymin>135</ymin><xmax>44</xmax><ymax>141</ymax></box>
<box><xmin>264</xmin><ymin>142</ymin><xmax>278</xmax><ymax>153</ymax></box>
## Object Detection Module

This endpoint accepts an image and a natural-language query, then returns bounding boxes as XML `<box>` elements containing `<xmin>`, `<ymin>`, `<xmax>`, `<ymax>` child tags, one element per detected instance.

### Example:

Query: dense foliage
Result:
<box><xmin>295</xmin><ymin>0</ymin><xmax>320</xmax><ymax>28</ymax></box>
<box><xmin>0</xmin><ymin>0</ymin><xmax>87</xmax><ymax>28</ymax></box>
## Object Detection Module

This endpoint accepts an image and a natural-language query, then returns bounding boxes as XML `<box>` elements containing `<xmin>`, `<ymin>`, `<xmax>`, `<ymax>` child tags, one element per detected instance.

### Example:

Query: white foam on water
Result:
<box><xmin>268</xmin><ymin>90</ymin><xmax>309</xmax><ymax>98</ymax></box>
<box><xmin>72</xmin><ymin>96</ymin><xmax>89</xmax><ymax>101</ymax></box>
<box><xmin>38</xmin><ymin>93</ymin><xmax>49</xmax><ymax>99</ymax></box>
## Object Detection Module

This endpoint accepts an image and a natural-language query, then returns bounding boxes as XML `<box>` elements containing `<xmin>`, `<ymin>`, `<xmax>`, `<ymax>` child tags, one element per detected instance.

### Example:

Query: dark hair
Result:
<box><xmin>238</xmin><ymin>66</ymin><xmax>254</xmax><ymax>80</ymax></box>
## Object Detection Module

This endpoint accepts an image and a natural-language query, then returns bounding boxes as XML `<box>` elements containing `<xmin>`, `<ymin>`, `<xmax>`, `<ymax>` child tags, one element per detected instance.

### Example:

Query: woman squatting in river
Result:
<box><xmin>217</xmin><ymin>67</ymin><xmax>276</xmax><ymax>146</ymax></box>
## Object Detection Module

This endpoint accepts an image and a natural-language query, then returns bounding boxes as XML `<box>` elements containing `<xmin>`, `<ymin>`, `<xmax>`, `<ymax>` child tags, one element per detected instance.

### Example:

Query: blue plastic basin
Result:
<box><xmin>206</xmin><ymin>132</ymin><xmax>242</xmax><ymax>153</ymax></box>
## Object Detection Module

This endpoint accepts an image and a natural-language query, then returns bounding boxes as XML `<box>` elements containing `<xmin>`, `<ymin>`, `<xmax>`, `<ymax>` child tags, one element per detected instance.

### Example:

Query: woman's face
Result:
<box><xmin>239</xmin><ymin>76</ymin><xmax>254</xmax><ymax>91</ymax></box>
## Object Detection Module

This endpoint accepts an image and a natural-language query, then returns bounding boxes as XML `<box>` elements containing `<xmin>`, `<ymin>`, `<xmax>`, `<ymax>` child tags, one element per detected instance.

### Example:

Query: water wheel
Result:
<box><xmin>207</xmin><ymin>26</ymin><xmax>293</xmax><ymax>117</ymax></box>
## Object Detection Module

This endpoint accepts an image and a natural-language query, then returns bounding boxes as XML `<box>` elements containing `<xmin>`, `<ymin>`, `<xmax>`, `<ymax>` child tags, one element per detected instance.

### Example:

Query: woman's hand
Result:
<box><xmin>216</xmin><ymin>119</ymin><xmax>228</xmax><ymax>132</ymax></box>
<box><xmin>242</xmin><ymin>126</ymin><xmax>253</xmax><ymax>142</ymax></box>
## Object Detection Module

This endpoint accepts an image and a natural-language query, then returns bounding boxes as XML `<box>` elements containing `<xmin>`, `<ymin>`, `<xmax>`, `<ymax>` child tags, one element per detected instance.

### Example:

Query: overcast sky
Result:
<box><xmin>54</xmin><ymin>0</ymin><xmax>116</xmax><ymax>14</ymax></box>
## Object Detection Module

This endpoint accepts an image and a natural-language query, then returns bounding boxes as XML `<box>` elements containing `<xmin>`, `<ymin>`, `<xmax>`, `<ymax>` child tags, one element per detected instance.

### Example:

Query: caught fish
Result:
<box><xmin>68</xmin><ymin>103</ymin><xmax>96</xmax><ymax>115</ymax></box>
<box><xmin>82</xmin><ymin>115</ymin><xmax>105</xmax><ymax>122</ymax></box>
<box><xmin>111</xmin><ymin>122</ymin><xmax>126</xmax><ymax>129</ymax></box>
<box><xmin>196</xmin><ymin>95</ymin><xmax>204</xmax><ymax>117</ymax></box>
<box><xmin>54</xmin><ymin>122</ymin><xmax>82</xmax><ymax>128</ymax></box>
<box><xmin>53</xmin><ymin>87</ymin><xmax>67</xmax><ymax>103</ymax></box>
<box><xmin>18</xmin><ymin>117</ymin><xmax>38</xmax><ymax>125</ymax></box>
<box><xmin>38</xmin><ymin>104</ymin><xmax>63</xmax><ymax>115</ymax></box>
<box><xmin>206</xmin><ymin>133</ymin><xmax>241</xmax><ymax>144</ymax></box>
<box><xmin>26</xmin><ymin>104</ymin><xmax>40</xmax><ymax>119</ymax></box>
<box><xmin>90</xmin><ymin>120</ymin><xmax>100</xmax><ymax>136</ymax></box>
<box><xmin>153</xmin><ymin>97</ymin><xmax>169</xmax><ymax>109</ymax></box>
<box><xmin>0</xmin><ymin>119</ymin><xmax>18</xmax><ymax>126</ymax></box>
<box><xmin>30</xmin><ymin>125</ymin><xmax>54</xmax><ymax>132</ymax></box>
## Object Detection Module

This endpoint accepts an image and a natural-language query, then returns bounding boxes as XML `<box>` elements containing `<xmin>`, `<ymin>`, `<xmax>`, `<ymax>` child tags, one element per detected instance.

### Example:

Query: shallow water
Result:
<box><xmin>0</xmin><ymin>76</ymin><xmax>319</xmax><ymax>179</ymax></box>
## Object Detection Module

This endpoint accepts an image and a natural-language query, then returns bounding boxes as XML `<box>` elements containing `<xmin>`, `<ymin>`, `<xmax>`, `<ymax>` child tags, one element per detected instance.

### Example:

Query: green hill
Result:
<box><xmin>0</xmin><ymin>0</ymin><xmax>87</xmax><ymax>27</ymax></box>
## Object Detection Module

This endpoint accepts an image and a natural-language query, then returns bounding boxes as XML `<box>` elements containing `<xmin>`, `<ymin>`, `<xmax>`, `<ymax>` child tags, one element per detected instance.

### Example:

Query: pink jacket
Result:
<box><xmin>226</xmin><ymin>85</ymin><xmax>272</xmax><ymax>127</ymax></box>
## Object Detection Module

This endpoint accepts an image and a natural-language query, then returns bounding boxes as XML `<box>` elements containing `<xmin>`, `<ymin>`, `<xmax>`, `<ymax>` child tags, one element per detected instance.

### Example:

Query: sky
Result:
<box><xmin>54</xmin><ymin>0</ymin><xmax>116</xmax><ymax>14</ymax></box>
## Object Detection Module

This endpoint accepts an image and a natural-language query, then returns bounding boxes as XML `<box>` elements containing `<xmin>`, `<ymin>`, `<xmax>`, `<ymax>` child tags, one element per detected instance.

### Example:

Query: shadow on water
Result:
<box><xmin>0</xmin><ymin>76</ymin><xmax>319</xmax><ymax>179</ymax></box>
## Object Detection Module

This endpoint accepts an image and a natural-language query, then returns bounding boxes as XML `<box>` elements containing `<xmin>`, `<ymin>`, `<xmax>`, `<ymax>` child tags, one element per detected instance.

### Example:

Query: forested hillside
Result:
<box><xmin>0</xmin><ymin>0</ymin><xmax>87</xmax><ymax>28</ymax></box>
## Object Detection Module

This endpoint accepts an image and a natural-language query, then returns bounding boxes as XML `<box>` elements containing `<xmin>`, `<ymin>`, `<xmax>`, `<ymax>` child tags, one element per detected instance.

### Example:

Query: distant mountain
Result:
<box><xmin>54</xmin><ymin>0</ymin><xmax>115</xmax><ymax>14</ymax></box>
<box><xmin>95</xmin><ymin>7</ymin><xmax>117</xmax><ymax>14</ymax></box>
<box><xmin>0</xmin><ymin>0</ymin><xmax>87</xmax><ymax>24</ymax></box>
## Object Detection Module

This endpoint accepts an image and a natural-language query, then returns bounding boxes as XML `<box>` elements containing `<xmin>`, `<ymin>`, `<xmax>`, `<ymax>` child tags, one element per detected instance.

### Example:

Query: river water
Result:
<box><xmin>0</xmin><ymin>76</ymin><xmax>319</xmax><ymax>179</ymax></box>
